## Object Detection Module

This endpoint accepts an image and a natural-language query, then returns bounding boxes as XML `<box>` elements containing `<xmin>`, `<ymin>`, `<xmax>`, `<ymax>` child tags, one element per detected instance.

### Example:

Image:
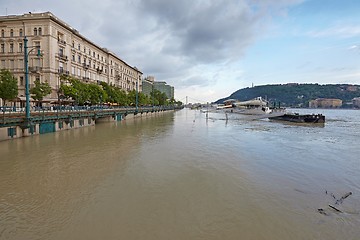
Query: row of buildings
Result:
<box><xmin>309</xmin><ymin>98</ymin><xmax>360</xmax><ymax>108</ymax></box>
<box><xmin>0</xmin><ymin>12</ymin><xmax>174</xmax><ymax>106</ymax></box>
<box><xmin>142</xmin><ymin>76</ymin><xmax>174</xmax><ymax>100</ymax></box>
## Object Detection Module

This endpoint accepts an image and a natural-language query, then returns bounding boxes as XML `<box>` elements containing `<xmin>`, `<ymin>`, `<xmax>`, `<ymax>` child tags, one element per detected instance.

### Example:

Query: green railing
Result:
<box><xmin>0</xmin><ymin>105</ymin><xmax>183</xmax><ymax>128</ymax></box>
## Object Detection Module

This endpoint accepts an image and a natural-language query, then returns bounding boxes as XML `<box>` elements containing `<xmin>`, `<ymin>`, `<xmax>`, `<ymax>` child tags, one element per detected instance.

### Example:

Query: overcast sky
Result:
<box><xmin>1</xmin><ymin>0</ymin><xmax>359</xmax><ymax>103</ymax></box>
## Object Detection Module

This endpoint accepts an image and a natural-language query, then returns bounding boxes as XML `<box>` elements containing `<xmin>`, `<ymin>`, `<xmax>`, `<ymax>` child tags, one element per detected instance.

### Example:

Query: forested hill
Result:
<box><xmin>215</xmin><ymin>84</ymin><xmax>360</xmax><ymax>107</ymax></box>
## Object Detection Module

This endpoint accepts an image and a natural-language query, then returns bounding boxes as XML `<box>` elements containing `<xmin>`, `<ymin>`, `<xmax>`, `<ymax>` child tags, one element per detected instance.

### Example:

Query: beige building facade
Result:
<box><xmin>0</xmin><ymin>12</ymin><xmax>142</xmax><ymax>106</ymax></box>
<box><xmin>309</xmin><ymin>98</ymin><xmax>342</xmax><ymax>108</ymax></box>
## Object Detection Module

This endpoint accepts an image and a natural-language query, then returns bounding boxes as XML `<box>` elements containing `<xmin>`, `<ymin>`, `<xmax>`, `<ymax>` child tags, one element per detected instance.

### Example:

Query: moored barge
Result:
<box><xmin>269</xmin><ymin>113</ymin><xmax>325</xmax><ymax>123</ymax></box>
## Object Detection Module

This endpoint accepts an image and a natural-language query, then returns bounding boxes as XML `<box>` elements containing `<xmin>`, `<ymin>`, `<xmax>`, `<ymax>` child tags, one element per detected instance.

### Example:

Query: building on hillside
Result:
<box><xmin>154</xmin><ymin>81</ymin><xmax>174</xmax><ymax>99</ymax></box>
<box><xmin>352</xmin><ymin>97</ymin><xmax>360</xmax><ymax>108</ymax></box>
<box><xmin>309</xmin><ymin>98</ymin><xmax>342</xmax><ymax>108</ymax></box>
<box><xmin>345</xmin><ymin>85</ymin><xmax>358</xmax><ymax>92</ymax></box>
<box><xmin>0</xmin><ymin>12</ymin><xmax>142</xmax><ymax>106</ymax></box>
<box><xmin>142</xmin><ymin>76</ymin><xmax>155</xmax><ymax>96</ymax></box>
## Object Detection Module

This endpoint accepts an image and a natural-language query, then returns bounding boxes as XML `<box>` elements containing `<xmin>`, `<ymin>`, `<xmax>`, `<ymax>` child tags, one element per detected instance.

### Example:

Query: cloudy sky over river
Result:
<box><xmin>1</xmin><ymin>0</ymin><xmax>359</xmax><ymax>102</ymax></box>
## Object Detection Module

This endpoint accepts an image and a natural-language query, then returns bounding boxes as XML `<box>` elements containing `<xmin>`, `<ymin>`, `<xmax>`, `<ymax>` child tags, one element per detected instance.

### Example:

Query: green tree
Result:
<box><xmin>116</xmin><ymin>88</ymin><xmax>129</xmax><ymax>106</ymax></box>
<box><xmin>87</xmin><ymin>83</ymin><xmax>107</xmax><ymax>105</ymax></box>
<box><xmin>0</xmin><ymin>69</ymin><xmax>18</xmax><ymax>106</ymax></box>
<box><xmin>152</xmin><ymin>89</ymin><xmax>167</xmax><ymax>105</ymax></box>
<box><xmin>60</xmin><ymin>76</ymin><xmax>89</xmax><ymax>105</ymax></box>
<box><xmin>30</xmin><ymin>79</ymin><xmax>52</xmax><ymax>106</ymax></box>
<box><xmin>127</xmin><ymin>90</ymin><xmax>137</xmax><ymax>106</ymax></box>
<box><xmin>100</xmin><ymin>82</ymin><xmax>128</xmax><ymax>105</ymax></box>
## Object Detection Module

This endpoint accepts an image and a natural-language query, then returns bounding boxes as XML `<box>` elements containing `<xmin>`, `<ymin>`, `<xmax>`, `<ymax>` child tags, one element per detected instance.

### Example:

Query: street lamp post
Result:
<box><xmin>23</xmin><ymin>36</ymin><xmax>41</xmax><ymax>125</ymax></box>
<box><xmin>135</xmin><ymin>81</ymin><xmax>138</xmax><ymax>112</ymax></box>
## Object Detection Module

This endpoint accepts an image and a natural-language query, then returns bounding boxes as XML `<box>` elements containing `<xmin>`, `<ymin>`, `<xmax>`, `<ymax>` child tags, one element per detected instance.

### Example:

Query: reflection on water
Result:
<box><xmin>0</xmin><ymin>109</ymin><xmax>359</xmax><ymax>240</ymax></box>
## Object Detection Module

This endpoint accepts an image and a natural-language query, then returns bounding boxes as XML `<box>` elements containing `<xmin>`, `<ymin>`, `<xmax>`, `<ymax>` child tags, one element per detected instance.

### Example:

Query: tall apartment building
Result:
<box><xmin>154</xmin><ymin>81</ymin><xmax>174</xmax><ymax>100</ymax></box>
<box><xmin>0</xmin><ymin>12</ymin><xmax>142</xmax><ymax>105</ymax></box>
<box><xmin>142</xmin><ymin>76</ymin><xmax>155</xmax><ymax>96</ymax></box>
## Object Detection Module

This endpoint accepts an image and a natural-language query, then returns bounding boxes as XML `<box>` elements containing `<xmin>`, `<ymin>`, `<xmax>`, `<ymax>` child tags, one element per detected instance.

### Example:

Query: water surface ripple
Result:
<box><xmin>0</xmin><ymin>109</ymin><xmax>359</xmax><ymax>239</ymax></box>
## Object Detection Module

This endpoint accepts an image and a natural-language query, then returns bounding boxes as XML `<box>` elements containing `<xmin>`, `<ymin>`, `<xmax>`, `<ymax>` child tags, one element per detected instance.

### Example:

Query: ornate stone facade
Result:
<box><xmin>0</xmin><ymin>12</ymin><xmax>142</xmax><ymax>105</ymax></box>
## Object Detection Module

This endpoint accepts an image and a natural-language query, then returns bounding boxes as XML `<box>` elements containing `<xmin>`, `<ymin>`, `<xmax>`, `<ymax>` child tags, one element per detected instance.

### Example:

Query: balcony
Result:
<box><xmin>82</xmin><ymin>63</ymin><xmax>90</xmax><ymax>69</ymax></box>
<box><xmin>58</xmin><ymin>69</ymin><xmax>69</xmax><ymax>75</ymax></box>
<box><xmin>58</xmin><ymin>39</ymin><xmax>66</xmax><ymax>46</ymax></box>
<box><xmin>56</xmin><ymin>53</ymin><xmax>68</xmax><ymax>61</ymax></box>
<box><xmin>29</xmin><ymin>66</ymin><xmax>42</xmax><ymax>73</ymax></box>
<box><xmin>96</xmin><ymin>67</ymin><xmax>103</xmax><ymax>74</ymax></box>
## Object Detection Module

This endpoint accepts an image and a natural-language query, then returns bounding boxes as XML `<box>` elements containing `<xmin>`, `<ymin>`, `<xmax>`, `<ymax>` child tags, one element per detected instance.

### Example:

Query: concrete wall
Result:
<box><xmin>0</xmin><ymin>117</ymin><xmax>95</xmax><ymax>142</ymax></box>
<box><xmin>0</xmin><ymin>110</ymin><xmax>174</xmax><ymax>142</ymax></box>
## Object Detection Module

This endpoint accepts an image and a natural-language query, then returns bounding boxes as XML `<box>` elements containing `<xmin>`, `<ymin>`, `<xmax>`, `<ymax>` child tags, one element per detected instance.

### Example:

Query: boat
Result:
<box><xmin>222</xmin><ymin>97</ymin><xmax>286</xmax><ymax>120</ymax></box>
<box><xmin>269</xmin><ymin>113</ymin><xmax>325</xmax><ymax>123</ymax></box>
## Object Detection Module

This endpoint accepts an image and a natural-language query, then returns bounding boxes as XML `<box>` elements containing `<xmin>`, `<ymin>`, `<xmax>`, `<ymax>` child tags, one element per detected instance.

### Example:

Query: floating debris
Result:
<box><xmin>318</xmin><ymin>190</ymin><xmax>353</xmax><ymax>215</ymax></box>
<box><xmin>318</xmin><ymin>208</ymin><xmax>328</xmax><ymax>215</ymax></box>
<box><xmin>329</xmin><ymin>205</ymin><xmax>342</xmax><ymax>213</ymax></box>
<box><xmin>335</xmin><ymin>192</ymin><xmax>352</xmax><ymax>205</ymax></box>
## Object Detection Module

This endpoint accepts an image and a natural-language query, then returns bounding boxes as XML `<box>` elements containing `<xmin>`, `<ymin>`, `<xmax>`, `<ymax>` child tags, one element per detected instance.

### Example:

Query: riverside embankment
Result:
<box><xmin>0</xmin><ymin>105</ymin><xmax>181</xmax><ymax>141</ymax></box>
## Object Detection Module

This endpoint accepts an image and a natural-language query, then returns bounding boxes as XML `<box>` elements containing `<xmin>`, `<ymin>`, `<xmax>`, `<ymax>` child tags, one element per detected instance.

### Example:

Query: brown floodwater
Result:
<box><xmin>0</xmin><ymin>109</ymin><xmax>359</xmax><ymax>240</ymax></box>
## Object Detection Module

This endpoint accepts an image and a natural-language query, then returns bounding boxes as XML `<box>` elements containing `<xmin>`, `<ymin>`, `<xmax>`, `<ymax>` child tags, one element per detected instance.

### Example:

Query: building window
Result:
<box><xmin>19</xmin><ymin>29</ymin><xmax>23</xmax><ymax>37</ymax></box>
<box><xmin>93</xmin><ymin>52</ymin><xmax>95</xmax><ymax>57</ymax></box>
<box><xmin>18</xmin><ymin>59</ymin><xmax>23</xmax><ymax>69</ymax></box>
<box><xmin>34</xmin><ymin>41</ymin><xmax>40</xmax><ymax>49</ymax></box>
<box><xmin>9</xmin><ymin>43</ymin><xmax>14</xmax><ymax>53</ymax></box>
<box><xmin>19</xmin><ymin>43</ymin><xmax>23</xmax><ymax>52</ymax></box>
<box><xmin>38</xmin><ymin>27</ymin><xmax>42</xmax><ymax>35</ymax></box>
<box><xmin>78</xmin><ymin>44</ymin><xmax>80</xmax><ymax>50</ymax></box>
<box><xmin>72</xmin><ymin>41</ymin><xmax>75</xmax><ymax>48</ymax></box>
<box><xmin>20</xmin><ymin>76</ymin><xmax>24</xmax><ymax>86</ymax></box>
<box><xmin>1</xmin><ymin>29</ymin><xmax>4</xmax><ymax>37</ymax></box>
<box><xmin>10</xmin><ymin>60</ymin><xmax>14</xmax><ymax>69</ymax></box>
<box><xmin>97</xmin><ymin>54</ymin><xmax>99</xmax><ymax>59</ymax></box>
<box><xmin>89</xmin><ymin>49</ymin><xmax>91</xmax><ymax>55</ymax></box>
<box><xmin>78</xmin><ymin>55</ymin><xmax>81</xmax><ymax>63</ymax></box>
<box><xmin>34</xmin><ymin>28</ymin><xmax>37</xmax><ymax>36</ymax></box>
<box><xmin>72</xmin><ymin>55</ymin><xmax>75</xmax><ymax>61</ymax></box>
<box><xmin>10</xmin><ymin>29</ymin><xmax>13</xmax><ymax>37</ymax></box>
<box><xmin>1</xmin><ymin>43</ymin><xmax>4</xmax><ymax>53</ymax></box>
<box><xmin>84</xmin><ymin>47</ymin><xmax>86</xmax><ymax>53</ymax></box>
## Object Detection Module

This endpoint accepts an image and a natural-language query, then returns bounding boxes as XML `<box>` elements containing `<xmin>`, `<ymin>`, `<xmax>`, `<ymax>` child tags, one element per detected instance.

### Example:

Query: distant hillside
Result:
<box><xmin>215</xmin><ymin>84</ymin><xmax>360</xmax><ymax>107</ymax></box>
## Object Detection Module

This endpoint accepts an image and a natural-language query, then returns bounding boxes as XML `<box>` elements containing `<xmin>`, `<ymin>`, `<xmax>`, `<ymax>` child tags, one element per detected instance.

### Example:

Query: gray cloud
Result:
<box><xmin>0</xmin><ymin>0</ymin><xmax>303</xmax><ymax>92</ymax></box>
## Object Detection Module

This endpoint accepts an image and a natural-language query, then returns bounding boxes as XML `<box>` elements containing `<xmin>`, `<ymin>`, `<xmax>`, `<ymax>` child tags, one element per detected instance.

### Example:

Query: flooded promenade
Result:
<box><xmin>0</xmin><ymin>109</ymin><xmax>359</xmax><ymax>240</ymax></box>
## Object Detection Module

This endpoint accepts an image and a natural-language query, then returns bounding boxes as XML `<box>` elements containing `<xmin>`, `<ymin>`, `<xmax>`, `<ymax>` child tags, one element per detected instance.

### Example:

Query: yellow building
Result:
<box><xmin>309</xmin><ymin>98</ymin><xmax>342</xmax><ymax>108</ymax></box>
<box><xmin>0</xmin><ymin>12</ymin><xmax>142</xmax><ymax>106</ymax></box>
